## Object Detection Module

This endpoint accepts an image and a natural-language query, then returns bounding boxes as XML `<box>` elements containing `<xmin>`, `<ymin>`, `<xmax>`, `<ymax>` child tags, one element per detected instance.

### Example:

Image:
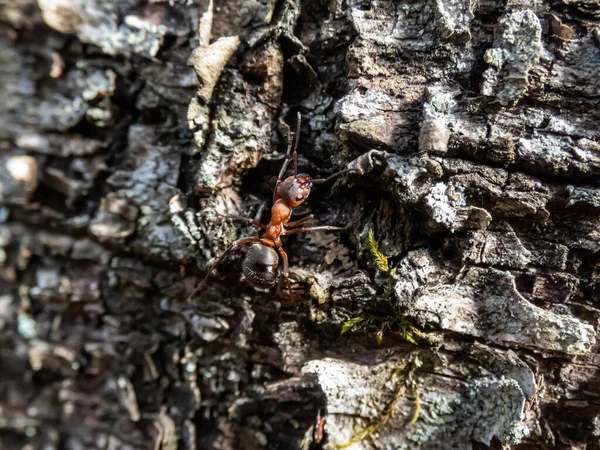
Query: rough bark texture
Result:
<box><xmin>1</xmin><ymin>0</ymin><xmax>599</xmax><ymax>449</ymax></box>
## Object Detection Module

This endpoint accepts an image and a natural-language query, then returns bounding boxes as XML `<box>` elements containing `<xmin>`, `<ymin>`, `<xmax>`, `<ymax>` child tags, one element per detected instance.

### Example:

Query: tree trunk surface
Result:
<box><xmin>1</xmin><ymin>0</ymin><xmax>599</xmax><ymax>449</ymax></box>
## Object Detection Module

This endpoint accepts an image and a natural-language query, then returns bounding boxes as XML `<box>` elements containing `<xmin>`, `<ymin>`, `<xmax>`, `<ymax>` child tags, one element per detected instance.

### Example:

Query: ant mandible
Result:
<box><xmin>191</xmin><ymin>113</ymin><xmax>358</xmax><ymax>297</ymax></box>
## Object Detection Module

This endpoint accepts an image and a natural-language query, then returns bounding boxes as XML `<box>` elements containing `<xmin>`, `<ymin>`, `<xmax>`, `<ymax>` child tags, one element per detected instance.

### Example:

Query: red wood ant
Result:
<box><xmin>190</xmin><ymin>113</ymin><xmax>359</xmax><ymax>298</ymax></box>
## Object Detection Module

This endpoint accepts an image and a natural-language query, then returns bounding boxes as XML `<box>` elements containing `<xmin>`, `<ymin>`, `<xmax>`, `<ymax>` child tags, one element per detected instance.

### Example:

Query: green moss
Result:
<box><xmin>340</xmin><ymin>317</ymin><xmax>365</xmax><ymax>335</ymax></box>
<box><xmin>367</xmin><ymin>229</ymin><xmax>393</xmax><ymax>275</ymax></box>
<box><xmin>410</xmin><ymin>388</ymin><xmax>421</xmax><ymax>424</ymax></box>
<box><xmin>340</xmin><ymin>230</ymin><xmax>439</xmax><ymax>343</ymax></box>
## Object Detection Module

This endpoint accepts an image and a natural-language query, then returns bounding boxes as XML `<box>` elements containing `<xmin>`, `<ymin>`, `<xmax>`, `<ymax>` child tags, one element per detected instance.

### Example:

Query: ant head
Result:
<box><xmin>277</xmin><ymin>174</ymin><xmax>313</xmax><ymax>207</ymax></box>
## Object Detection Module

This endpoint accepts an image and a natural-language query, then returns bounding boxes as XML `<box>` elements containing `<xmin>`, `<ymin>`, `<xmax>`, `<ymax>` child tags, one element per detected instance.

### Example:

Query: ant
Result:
<box><xmin>186</xmin><ymin>113</ymin><xmax>360</xmax><ymax>298</ymax></box>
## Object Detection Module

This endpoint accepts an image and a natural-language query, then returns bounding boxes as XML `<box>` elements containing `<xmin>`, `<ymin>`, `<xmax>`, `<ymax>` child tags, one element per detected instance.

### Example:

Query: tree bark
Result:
<box><xmin>1</xmin><ymin>0</ymin><xmax>599</xmax><ymax>449</ymax></box>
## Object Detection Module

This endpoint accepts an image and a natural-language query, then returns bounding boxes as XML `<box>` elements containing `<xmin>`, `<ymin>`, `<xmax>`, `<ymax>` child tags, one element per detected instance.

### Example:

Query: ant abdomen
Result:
<box><xmin>242</xmin><ymin>243</ymin><xmax>279</xmax><ymax>289</ymax></box>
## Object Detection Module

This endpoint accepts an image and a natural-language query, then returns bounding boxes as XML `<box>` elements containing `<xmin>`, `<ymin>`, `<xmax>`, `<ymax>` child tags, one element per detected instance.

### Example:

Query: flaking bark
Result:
<box><xmin>1</xmin><ymin>0</ymin><xmax>599</xmax><ymax>449</ymax></box>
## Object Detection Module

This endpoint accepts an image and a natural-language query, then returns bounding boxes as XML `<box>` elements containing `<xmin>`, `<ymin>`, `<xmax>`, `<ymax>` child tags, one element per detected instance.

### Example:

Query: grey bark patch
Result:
<box><xmin>193</xmin><ymin>55</ymin><xmax>283</xmax><ymax>191</ymax></box>
<box><xmin>566</xmin><ymin>185</ymin><xmax>600</xmax><ymax>210</ymax></box>
<box><xmin>454</xmin><ymin>230</ymin><xmax>532</xmax><ymax>269</ymax></box>
<box><xmin>187</xmin><ymin>0</ymin><xmax>240</xmax><ymax>150</ymax></box>
<box><xmin>0</xmin><ymin>155</ymin><xmax>39</xmax><ymax>205</ymax></box>
<box><xmin>302</xmin><ymin>350</ymin><xmax>533</xmax><ymax>449</ymax></box>
<box><xmin>375</xmin><ymin>154</ymin><xmax>492</xmax><ymax>232</ymax></box>
<box><xmin>522</xmin><ymin>239</ymin><xmax>568</xmax><ymax>271</ymax></box>
<box><xmin>481</xmin><ymin>10</ymin><xmax>547</xmax><ymax>104</ymax></box>
<box><xmin>335</xmin><ymin>89</ymin><xmax>417</xmax><ymax>151</ymax></box>
<box><xmin>37</xmin><ymin>0</ymin><xmax>171</xmax><ymax>58</ymax></box>
<box><xmin>549</xmin><ymin>31</ymin><xmax>600</xmax><ymax>98</ymax></box>
<box><xmin>398</xmin><ymin>266</ymin><xmax>596</xmax><ymax>355</ymax></box>
<box><xmin>434</xmin><ymin>0</ymin><xmax>474</xmax><ymax>43</ymax></box>
<box><xmin>89</xmin><ymin>193</ymin><xmax>139</xmax><ymax>243</ymax></box>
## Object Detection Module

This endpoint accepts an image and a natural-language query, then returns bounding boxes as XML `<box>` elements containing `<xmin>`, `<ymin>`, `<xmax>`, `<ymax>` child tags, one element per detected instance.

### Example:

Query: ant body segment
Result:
<box><xmin>188</xmin><ymin>113</ymin><xmax>359</xmax><ymax>298</ymax></box>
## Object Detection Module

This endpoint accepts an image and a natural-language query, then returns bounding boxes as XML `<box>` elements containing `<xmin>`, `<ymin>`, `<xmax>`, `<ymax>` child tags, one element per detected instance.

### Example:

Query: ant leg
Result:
<box><xmin>278</xmin><ymin>280</ymin><xmax>305</xmax><ymax>304</ymax></box>
<box><xmin>187</xmin><ymin>236</ymin><xmax>260</xmax><ymax>300</ymax></box>
<box><xmin>285</xmin><ymin>214</ymin><xmax>314</xmax><ymax>228</ymax></box>
<box><xmin>214</xmin><ymin>213</ymin><xmax>266</xmax><ymax>229</ymax></box>
<box><xmin>286</xmin><ymin>225</ymin><xmax>346</xmax><ymax>235</ymax></box>
<box><xmin>277</xmin><ymin>246</ymin><xmax>292</xmax><ymax>294</ymax></box>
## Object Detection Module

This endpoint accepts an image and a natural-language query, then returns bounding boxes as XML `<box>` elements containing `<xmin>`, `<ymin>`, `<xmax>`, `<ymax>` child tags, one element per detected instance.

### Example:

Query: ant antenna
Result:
<box><xmin>293</xmin><ymin>112</ymin><xmax>301</xmax><ymax>176</ymax></box>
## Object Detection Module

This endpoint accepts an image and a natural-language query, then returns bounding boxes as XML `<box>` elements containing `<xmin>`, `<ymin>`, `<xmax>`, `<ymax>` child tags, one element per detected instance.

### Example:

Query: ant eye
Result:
<box><xmin>296</xmin><ymin>195</ymin><xmax>304</xmax><ymax>201</ymax></box>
